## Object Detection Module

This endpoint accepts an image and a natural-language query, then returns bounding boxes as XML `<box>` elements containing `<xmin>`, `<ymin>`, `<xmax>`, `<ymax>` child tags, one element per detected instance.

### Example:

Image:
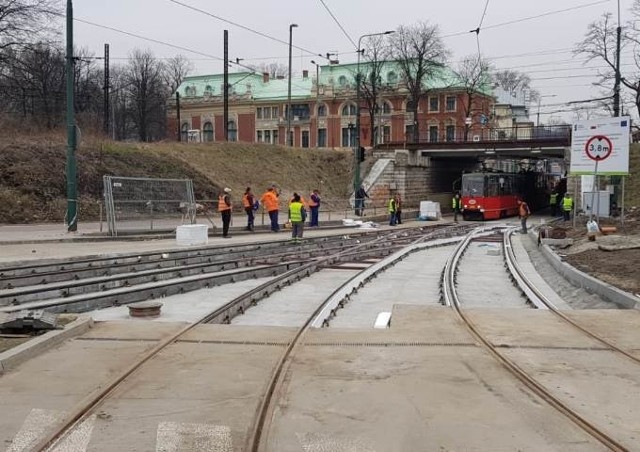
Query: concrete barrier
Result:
<box><xmin>532</xmin><ymin>233</ymin><xmax>640</xmax><ymax>310</ymax></box>
<box><xmin>0</xmin><ymin>316</ymin><xmax>94</xmax><ymax>374</ymax></box>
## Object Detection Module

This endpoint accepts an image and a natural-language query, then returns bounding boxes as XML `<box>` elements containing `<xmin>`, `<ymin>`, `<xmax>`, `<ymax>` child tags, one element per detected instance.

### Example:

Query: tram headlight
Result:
<box><xmin>463</xmin><ymin>204</ymin><xmax>468</xmax><ymax>209</ymax></box>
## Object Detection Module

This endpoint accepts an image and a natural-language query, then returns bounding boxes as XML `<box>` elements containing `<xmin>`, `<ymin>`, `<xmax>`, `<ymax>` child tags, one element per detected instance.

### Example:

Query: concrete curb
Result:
<box><xmin>529</xmin><ymin>231</ymin><xmax>640</xmax><ymax>310</ymax></box>
<box><xmin>0</xmin><ymin>316</ymin><xmax>94</xmax><ymax>374</ymax></box>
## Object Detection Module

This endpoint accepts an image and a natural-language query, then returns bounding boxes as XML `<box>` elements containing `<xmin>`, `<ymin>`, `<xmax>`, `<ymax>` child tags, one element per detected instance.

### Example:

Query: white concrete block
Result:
<box><xmin>374</xmin><ymin>312</ymin><xmax>392</xmax><ymax>328</ymax></box>
<box><xmin>176</xmin><ymin>224</ymin><xmax>208</xmax><ymax>246</ymax></box>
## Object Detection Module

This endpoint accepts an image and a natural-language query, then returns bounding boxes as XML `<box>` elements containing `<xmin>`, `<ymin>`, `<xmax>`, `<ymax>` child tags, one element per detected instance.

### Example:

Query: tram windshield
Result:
<box><xmin>462</xmin><ymin>175</ymin><xmax>485</xmax><ymax>197</ymax></box>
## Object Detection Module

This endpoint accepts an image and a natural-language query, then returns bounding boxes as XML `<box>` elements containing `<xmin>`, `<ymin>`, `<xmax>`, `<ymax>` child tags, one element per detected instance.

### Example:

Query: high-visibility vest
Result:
<box><xmin>289</xmin><ymin>201</ymin><xmax>304</xmax><ymax>222</ymax></box>
<box><xmin>452</xmin><ymin>197</ymin><xmax>460</xmax><ymax>209</ymax></box>
<box><xmin>519</xmin><ymin>202</ymin><xmax>530</xmax><ymax>218</ymax></box>
<box><xmin>260</xmin><ymin>191</ymin><xmax>279</xmax><ymax>212</ymax></box>
<box><xmin>549</xmin><ymin>193</ymin><xmax>557</xmax><ymax>204</ymax></box>
<box><xmin>218</xmin><ymin>195</ymin><xmax>231</xmax><ymax>212</ymax></box>
<box><xmin>242</xmin><ymin>193</ymin><xmax>253</xmax><ymax>208</ymax></box>
<box><xmin>563</xmin><ymin>197</ymin><xmax>573</xmax><ymax>211</ymax></box>
<box><xmin>388</xmin><ymin>198</ymin><xmax>396</xmax><ymax>213</ymax></box>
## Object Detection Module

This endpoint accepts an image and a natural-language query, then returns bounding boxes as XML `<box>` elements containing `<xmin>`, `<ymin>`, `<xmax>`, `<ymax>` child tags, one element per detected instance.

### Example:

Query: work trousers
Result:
<box><xmin>291</xmin><ymin>221</ymin><xmax>304</xmax><ymax>239</ymax></box>
<box><xmin>268</xmin><ymin>210</ymin><xmax>279</xmax><ymax>232</ymax></box>
<box><xmin>563</xmin><ymin>210</ymin><xmax>571</xmax><ymax>221</ymax></box>
<box><xmin>221</xmin><ymin>210</ymin><xmax>231</xmax><ymax>237</ymax></box>
<box><xmin>520</xmin><ymin>216</ymin><xmax>528</xmax><ymax>234</ymax></box>
<box><xmin>310</xmin><ymin>206</ymin><xmax>319</xmax><ymax>227</ymax></box>
<box><xmin>245</xmin><ymin>207</ymin><xmax>254</xmax><ymax>230</ymax></box>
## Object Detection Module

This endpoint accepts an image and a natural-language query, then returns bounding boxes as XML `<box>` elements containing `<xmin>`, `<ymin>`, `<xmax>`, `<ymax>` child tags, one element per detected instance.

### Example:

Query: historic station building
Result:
<box><xmin>167</xmin><ymin>61</ymin><xmax>496</xmax><ymax>148</ymax></box>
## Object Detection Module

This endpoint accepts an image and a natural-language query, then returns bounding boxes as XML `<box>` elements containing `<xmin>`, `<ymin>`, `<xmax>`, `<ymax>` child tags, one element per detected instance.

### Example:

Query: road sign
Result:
<box><xmin>584</xmin><ymin>135</ymin><xmax>612</xmax><ymax>161</ymax></box>
<box><xmin>570</xmin><ymin>117</ymin><xmax>630</xmax><ymax>175</ymax></box>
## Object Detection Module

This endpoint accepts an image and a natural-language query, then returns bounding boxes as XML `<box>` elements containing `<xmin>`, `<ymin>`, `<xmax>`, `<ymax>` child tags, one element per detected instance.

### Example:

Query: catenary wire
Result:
<box><xmin>317</xmin><ymin>0</ymin><xmax>358</xmax><ymax>50</ymax></box>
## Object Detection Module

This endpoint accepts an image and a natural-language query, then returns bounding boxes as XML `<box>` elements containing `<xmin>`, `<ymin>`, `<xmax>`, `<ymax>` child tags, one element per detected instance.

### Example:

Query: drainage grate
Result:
<box><xmin>494</xmin><ymin>344</ymin><xmax>611</xmax><ymax>352</ymax></box>
<box><xmin>176</xmin><ymin>339</ymin><xmax>290</xmax><ymax>347</ymax></box>
<box><xmin>75</xmin><ymin>337</ymin><xmax>159</xmax><ymax>342</ymax></box>
<box><xmin>304</xmin><ymin>341</ymin><xmax>477</xmax><ymax>348</ymax></box>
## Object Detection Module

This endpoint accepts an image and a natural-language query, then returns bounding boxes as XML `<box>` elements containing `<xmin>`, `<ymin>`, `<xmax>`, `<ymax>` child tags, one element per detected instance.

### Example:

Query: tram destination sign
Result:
<box><xmin>570</xmin><ymin>117</ymin><xmax>630</xmax><ymax>175</ymax></box>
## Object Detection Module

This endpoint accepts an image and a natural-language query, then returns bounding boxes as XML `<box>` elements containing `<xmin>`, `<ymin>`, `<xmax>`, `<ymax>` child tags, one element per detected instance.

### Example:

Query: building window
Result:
<box><xmin>446</xmin><ymin>96</ymin><xmax>456</xmax><ymax>112</ymax></box>
<box><xmin>405</xmin><ymin>124</ymin><xmax>415</xmax><ymax>141</ymax></box>
<box><xmin>429</xmin><ymin>126</ymin><xmax>438</xmax><ymax>143</ymax></box>
<box><xmin>341</xmin><ymin>103</ymin><xmax>357</xmax><ymax>116</ymax></box>
<box><xmin>288</xmin><ymin>131</ymin><xmax>294</xmax><ymax>146</ymax></box>
<box><xmin>446</xmin><ymin>124</ymin><xmax>455</xmax><ymax>142</ymax></box>
<box><xmin>228</xmin><ymin>120</ymin><xmax>237</xmax><ymax>142</ymax></box>
<box><xmin>256</xmin><ymin>107</ymin><xmax>263</xmax><ymax>120</ymax></box>
<box><xmin>382</xmin><ymin>102</ymin><xmax>392</xmax><ymax>114</ymax></box>
<box><xmin>387</xmin><ymin>71</ymin><xmax>398</xmax><ymax>84</ymax></box>
<box><xmin>338</xmin><ymin>75</ymin><xmax>348</xmax><ymax>87</ymax></box>
<box><xmin>429</xmin><ymin>97</ymin><xmax>439</xmax><ymax>112</ymax></box>
<box><xmin>302</xmin><ymin>130</ymin><xmax>310</xmax><ymax>148</ymax></box>
<box><xmin>264</xmin><ymin>130</ymin><xmax>271</xmax><ymax>143</ymax></box>
<box><xmin>181</xmin><ymin>122</ymin><xmax>189</xmax><ymax>142</ymax></box>
<box><xmin>318</xmin><ymin>128</ymin><xmax>327</xmax><ymax>147</ymax></box>
<box><xmin>317</xmin><ymin>104</ymin><xmax>327</xmax><ymax>117</ymax></box>
<box><xmin>257</xmin><ymin>130</ymin><xmax>263</xmax><ymax>142</ymax></box>
<box><xmin>286</xmin><ymin>104</ymin><xmax>310</xmax><ymax>120</ymax></box>
<box><xmin>273</xmin><ymin>129</ymin><xmax>279</xmax><ymax>144</ymax></box>
<box><xmin>203</xmin><ymin>122</ymin><xmax>214</xmax><ymax>142</ymax></box>
<box><xmin>272</xmin><ymin>106</ymin><xmax>279</xmax><ymax>118</ymax></box>
<box><xmin>341</xmin><ymin>127</ymin><xmax>356</xmax><ymax>147</ymax></box>
<box><xmin>383</xmin><ymin>125</ymin><xmax>391</xmax><ymax>143</ymax></box>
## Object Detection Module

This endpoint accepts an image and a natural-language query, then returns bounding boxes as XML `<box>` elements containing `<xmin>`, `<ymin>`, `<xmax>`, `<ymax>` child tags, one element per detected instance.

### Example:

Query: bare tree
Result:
<box><xmin>454</xmin><ymin>55</ymin><xmax>492</xmax><ymax>140</ymax></box>
<box><xmin>251</xmin><ymin>62</ymin><xmax>288</xmax><ymax>79</ymax></box>
<box><xmin>0</xmin><ymin>0</ymin><xmax>59</xmax><ymax>54</ymax></box>
<box><xmin>359</xmin><ymin>34</ymin><xmax>391</xmax><ymax>146</ymax></box>
<box><xmin>390</xmin><ymin>22</ymin><xmax>448</xmax><ymax>142</ymax></box>
<box><xmin>124</xmin><ymin>49</ymin><xmax>167</xmax><ymax>142</ymax></box>
<box><xmin>164</xmin><ymin>54</ymin><xmax>193</xmax><ymax>94</ymax></box>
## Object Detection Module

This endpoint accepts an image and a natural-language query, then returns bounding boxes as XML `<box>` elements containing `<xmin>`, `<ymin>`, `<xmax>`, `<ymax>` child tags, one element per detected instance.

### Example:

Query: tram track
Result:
<box><xmin>27</xmin><ymin>225</ymin><xmax>467</xmax><ymax>452</ymax></box>
<box><xmin>443</xmin><ymin>226</ymin><xmax>629</xmax><ymax>451</ymax></box>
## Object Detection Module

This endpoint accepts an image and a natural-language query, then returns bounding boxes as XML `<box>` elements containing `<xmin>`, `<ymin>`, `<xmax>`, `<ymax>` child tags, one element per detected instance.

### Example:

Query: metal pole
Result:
<box><xmin>621</xmin><ymin>175</ymin><xmax>625</xmax><ymax>226</ymax></box>
<box><xmin>103</xmin><ymin>43</ymin><xmax>109</xmax><ymax>136</ymax></box>
<box><xmin>355</xmin><ymin>37</ymin><xmax>363</xmax><ymax>194</ymax></box>
<box><xmin>223</xmin><ymin>30</ymin><xmax>229</xmax><ymax>141</ymax></box>
<box><xmin>573</xmin><ymin>177</ymin><xmax>578</xmax><ymax>228</ymax></box>
<box><xmin>286</xmin><ymin>24</ymin><xmax>298</xmax><ymax>146</ymax></box>
<box><xmin>589</xmin><ymin>160</ymin><xmax>599</xmax><ymax>222</ymax></box>
<box><xmin>613</xmin><ymin>0</ymin><xmax>622</xmax><ymax>117</ymax></box>
<box><xmin>65</xmin><ymin>0</ymin><xmax>77</xmax><ymax>232</ymax></box>
<box><xmin>176</xmin><ymin>92</ymin><xmax>181</xmax><ymax>142</ymax></box>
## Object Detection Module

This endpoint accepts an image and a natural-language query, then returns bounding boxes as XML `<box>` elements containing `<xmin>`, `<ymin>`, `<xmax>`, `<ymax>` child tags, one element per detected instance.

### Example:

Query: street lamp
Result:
<box><xmin>311</xmin><ymin>60</ymin><xmax>321</xmax><ymax>147</ymax></box>
<box><xmin>355</xmin><ymin>30</ymin><xmax>394</xmax><ymax>193</ymax></box>
<box><xmin>286</xmin><ymin>23</ymin><xmax>298</xmax><ymax>146</ymax></box>
<box><xmin>536</xmin><ymin>94</ymin><xmax>557</xmax><ymax>127</ymax></box>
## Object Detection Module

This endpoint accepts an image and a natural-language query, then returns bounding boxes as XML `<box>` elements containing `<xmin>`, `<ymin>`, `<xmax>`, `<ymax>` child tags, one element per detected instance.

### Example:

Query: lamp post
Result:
<box><xmin>286</xmin><ymin>23</ymin><xmax>298</xmax><ymax>146</ymax></box>
<box><xmin>311</xmin><ymin>60</ymin><xmax>321</xmax><ymax>146</ymax></box>
<box><xmin>536</xmin><ymin>94</ymin><xmax>557</xmax><ymax>127</ymax></box>
<box><xmin>355</xmin><ymin>30</ymin><xmax>394</xmax><ymax>193</ymax></box>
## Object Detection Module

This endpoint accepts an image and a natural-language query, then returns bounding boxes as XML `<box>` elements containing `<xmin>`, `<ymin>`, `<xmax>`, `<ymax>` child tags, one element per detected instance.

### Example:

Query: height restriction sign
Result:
<box><xmin>570</xmin><ymin>117</ymin><xmax>630</xmax><ymax>175</ymax></box>
<box><xmin>585</xmin><ymin>135</ymin><xmax>612</xmax><ymax>161</ymax></box>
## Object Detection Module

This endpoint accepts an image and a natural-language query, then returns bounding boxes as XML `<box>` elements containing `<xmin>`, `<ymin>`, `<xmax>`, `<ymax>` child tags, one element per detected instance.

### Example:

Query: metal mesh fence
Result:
<box><xmin>103</xmin><ymin>176</ymin><xmax>196</xmax><ymax>236</ymax></box>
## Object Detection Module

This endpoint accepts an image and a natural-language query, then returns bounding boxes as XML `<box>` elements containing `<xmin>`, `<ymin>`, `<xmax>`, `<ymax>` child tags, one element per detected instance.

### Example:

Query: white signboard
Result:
<box><xmin>570</xmin><ymin>117</ymin><xmax>630</xmax><ymax>175</ymax></box>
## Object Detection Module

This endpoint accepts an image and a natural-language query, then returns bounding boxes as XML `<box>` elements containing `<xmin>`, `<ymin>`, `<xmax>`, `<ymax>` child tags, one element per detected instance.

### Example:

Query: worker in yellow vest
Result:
<box><xmin>289</xmin><ymin>193</ymin><xmax>306</xmax><ymax>242</ymax></box>
<box><xmin>549</xmin><ymin>191</ymin><xmax>558</xmax><ymax>217</ymax></box>
<box><xmin>452</xmin><ymin>192</ymin><xmax>461</xmax><ymax>222</ymax></box>
<box><xmin>388</xmin><ymin>195</ymin><xmax>397</xmax><ymax>226</ymax></box>
<box><xmin>563</xmin><ymin>193</ymin><xmax>573</xmax><ymax>222</ymax></box>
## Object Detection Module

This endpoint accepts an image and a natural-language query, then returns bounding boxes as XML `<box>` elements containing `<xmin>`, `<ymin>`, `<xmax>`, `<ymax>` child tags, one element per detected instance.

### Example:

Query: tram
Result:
<box><xmin>459</xmin><ymin>171</ymin><xmax>553</xmax><ymax>221</ymax></box>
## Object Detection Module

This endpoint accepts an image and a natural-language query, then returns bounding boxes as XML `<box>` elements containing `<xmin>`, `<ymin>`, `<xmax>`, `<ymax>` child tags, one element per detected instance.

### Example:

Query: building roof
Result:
<box><xmin>176</xmin><ymin>60</ymin><xmax>493</xmax><ymax>102</ymax></box>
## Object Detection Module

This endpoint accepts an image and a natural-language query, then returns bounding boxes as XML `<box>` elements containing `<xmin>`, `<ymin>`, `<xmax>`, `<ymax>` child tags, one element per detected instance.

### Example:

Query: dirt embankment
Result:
<box><xmin>0</xmin><ymin>138</ymin><xmax>354</xmax><ymax>223</ymax></box>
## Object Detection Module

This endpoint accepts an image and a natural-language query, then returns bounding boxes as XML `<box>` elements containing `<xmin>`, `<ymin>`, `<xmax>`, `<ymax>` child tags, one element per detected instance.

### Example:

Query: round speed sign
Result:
<box><xmin>584</xmin><ymin>135</ymin><xmax>613</xmax><ymax>161</ymax></box>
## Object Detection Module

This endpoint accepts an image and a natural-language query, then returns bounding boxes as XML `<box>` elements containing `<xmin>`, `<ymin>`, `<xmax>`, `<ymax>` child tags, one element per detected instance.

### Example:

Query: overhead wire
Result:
<box><xmin>316</xmin><ymin>0</ymin><xmax>358</xmax><ymax>50</ymax></box>
<box><xmin>166</xmin><ymin>0</ymin><xmax>329</xmax><ymax>60</ymax></box>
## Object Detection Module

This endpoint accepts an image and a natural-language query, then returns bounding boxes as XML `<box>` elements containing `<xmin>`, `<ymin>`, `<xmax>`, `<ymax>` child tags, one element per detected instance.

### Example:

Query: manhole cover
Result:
<box><xmin>128</xmin><ymin>301</ymin><xmax>163</xmax><ymax>318</ymax></box>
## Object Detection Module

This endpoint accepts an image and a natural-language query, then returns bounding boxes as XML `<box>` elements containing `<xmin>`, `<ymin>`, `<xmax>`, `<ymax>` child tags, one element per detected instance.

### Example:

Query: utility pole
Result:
<box><xmin>286</xmin><ymin>24</ymin><xmax>298</xmax><ymax>146</ymax></box>
<box><xmin>65</xmin><ymin>0</ymin><xmax>77</xmax><ymax>232</ymax></box>
<box><xmin>613</xmin><ymin>0</ymin><xmax>622</xmax><ymax>117</ymax></box>
<box><xmin>223</xmin><ymin>30</ymin><xmax>229</xmax><ymax>141</ymax></box>
<box><xmin>176</xmin><ymin>92</ymin><xmax>181</xmax><ymax>142</ymax></box>
<box><xmin>103</xmin><ymin>43</ymin><xmax>110</xmax><ymax>137</ymax></box>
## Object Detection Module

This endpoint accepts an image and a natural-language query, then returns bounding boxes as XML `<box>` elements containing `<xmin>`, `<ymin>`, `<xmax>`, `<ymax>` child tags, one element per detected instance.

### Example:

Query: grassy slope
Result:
<box><xmin>0</xmin><ymin>138</ymin><xmax>353</xmax><ymax>224</ymax></box>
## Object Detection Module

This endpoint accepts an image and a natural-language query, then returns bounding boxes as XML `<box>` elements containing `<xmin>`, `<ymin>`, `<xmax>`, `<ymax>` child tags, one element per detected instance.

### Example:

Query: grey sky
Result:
<box><xmin>72</xmin><ymin>0</ymin><xmax>634</xmax><ymax>121</ymax></box>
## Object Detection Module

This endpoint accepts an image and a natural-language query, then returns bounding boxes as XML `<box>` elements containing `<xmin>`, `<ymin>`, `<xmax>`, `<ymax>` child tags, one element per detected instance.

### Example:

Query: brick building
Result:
<box><xmin>167</xmin><ymin>61</ymin><xmax>495</xmax><ymax>148</ymax></box>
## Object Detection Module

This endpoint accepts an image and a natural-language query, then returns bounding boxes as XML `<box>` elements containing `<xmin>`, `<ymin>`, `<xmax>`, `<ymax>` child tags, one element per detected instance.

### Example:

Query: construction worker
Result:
<box><xmin>549</xmin><ymin>190</ymin><xmax>558</xmax><ymax>217</ymax></box>
<box><xmin>242</xmin><ymin>187</ymin><xmax>255</xmax><ymax>231</ymax></box>
<box><xmin>260</xmin><ymin>185</ymin><xmax>280</xmax><ymax>232</ymax></box>
<box><xmin>563</xmin><ymin>193</ymin><xmax>574</xmax><ymax>222</ymax></box>
<box><xmin>355</xmin><ymin>185</ymin><xmax>369</xmax><ymax>216</ymax></box>
<box><xmin>289</xmin><ymin>193</ymin><xmax>306</xmax><ymax>242</ymax></box>
<box><xmin>517</xmin><ymin>198</ymin><xmax>530</xmax><ymax>234</ymax></box>
<box><xmin>218</xmin><ymin>188</ymin><xmax>232</xmax><ymax>238</ymax></box>
<box><xmin>308</xmin><ymin>189</ymin><xmax>321</xmax><ymax>227</ymax></box>
<box><xmin>394</xmin><ymin>193</ymin><xmax>403</xmax><ymax>224</ymax></box>
<box><xmin>388</xmin><ymin>194</ymin><xmax>397</xmax><ymax>226</ymax></box>
<box><xmin>452</xmin><ymin>192</ymin><xmax>461</xmax><ymax>223</ymax></box>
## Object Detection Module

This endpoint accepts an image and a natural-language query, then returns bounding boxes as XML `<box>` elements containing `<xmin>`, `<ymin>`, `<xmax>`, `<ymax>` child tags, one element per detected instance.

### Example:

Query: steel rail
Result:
<box><xmin>443</xmin><ymin>227</ymin><xmax>628</xmax><ymax>452</ymax></box>
<box><xmin>31</xmin><ymin>226</ymin><xmax>427</xmax><ymax>452</ymax></box>
<box><xmin>504</xmin><ymin>229</ymin><xmax>640</xmax><ymax>366</ymax></box>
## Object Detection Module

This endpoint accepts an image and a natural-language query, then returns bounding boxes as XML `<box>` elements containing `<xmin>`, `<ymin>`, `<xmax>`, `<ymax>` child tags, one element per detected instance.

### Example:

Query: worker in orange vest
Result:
<box><xmin>518</xmin><ymin>198</ymin><xmax>530</xmax><ymax>234</ymax></box>
<box><xmin>218</xmin><ymin>188</ymin><xmax>232</xmax><ymax>238</ymax></box>
<box><xmin>260</xmin><ymin>185</ymin><xmax>280</xmax><ymax>232</ymax></box>
<box><xmin>242</xmin><ymin>187</ymin><xmax>255</xmax><ymax>231</ymax></box>
<box><xmin>308</xmin><ymin>189</ymin><xmax>321</xmax><ymax>227</ymax></box>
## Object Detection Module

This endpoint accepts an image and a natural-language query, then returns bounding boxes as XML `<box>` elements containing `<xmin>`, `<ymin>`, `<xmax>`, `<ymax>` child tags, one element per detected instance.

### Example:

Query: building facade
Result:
<box><xmin>167</xmin><ymin>61</ymin><xmax>496</xmax><ymax>148</ymax></box>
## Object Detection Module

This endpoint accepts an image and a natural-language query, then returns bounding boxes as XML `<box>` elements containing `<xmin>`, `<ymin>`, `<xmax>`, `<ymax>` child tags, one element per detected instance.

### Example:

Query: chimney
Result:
<box><xmin>263</xmin><ymin>72</ymin><xmax>270</xmax><ymax>83</ymax></box>
<box><xmin>302</xmin><ymin>70</ymin><xmax>309</xmax><ymax>79</ymax></box>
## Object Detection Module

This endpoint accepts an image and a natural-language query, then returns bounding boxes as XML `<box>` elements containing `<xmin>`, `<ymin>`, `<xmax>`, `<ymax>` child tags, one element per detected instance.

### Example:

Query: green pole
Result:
<box><xmin>66</xmin><ymin>0</ymin><xmax>77</xmax><ymax>231</ymax></box>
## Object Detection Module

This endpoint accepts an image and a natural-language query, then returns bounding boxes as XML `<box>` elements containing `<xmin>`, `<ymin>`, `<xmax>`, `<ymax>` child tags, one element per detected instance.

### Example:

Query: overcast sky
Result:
<box><xmin>71</xmin><ymin>0</ymin><xmax>635</xmax><ymax>121</ymax></box>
